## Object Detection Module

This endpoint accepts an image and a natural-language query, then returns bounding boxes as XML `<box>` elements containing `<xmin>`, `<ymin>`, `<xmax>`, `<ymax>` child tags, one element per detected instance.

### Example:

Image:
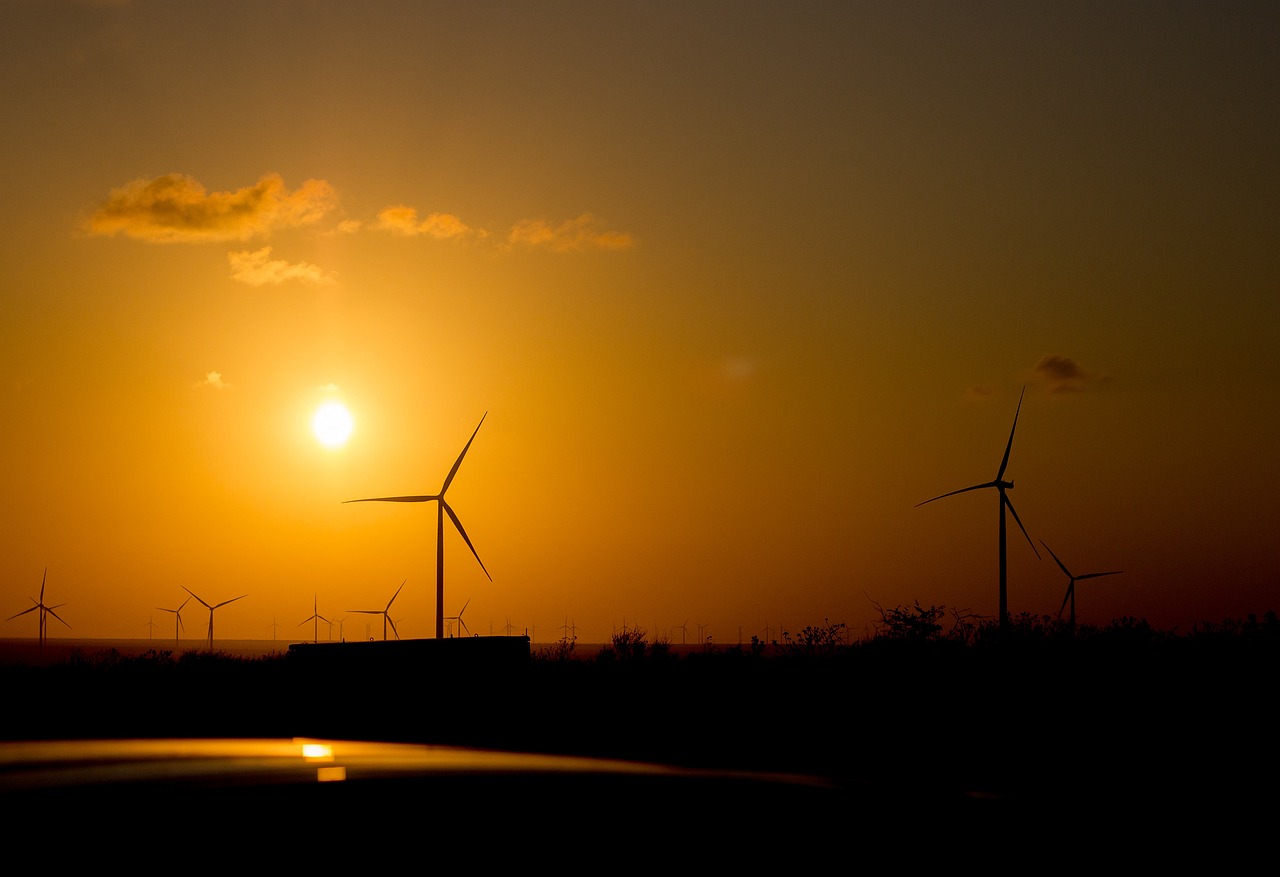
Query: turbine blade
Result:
<box><xmin>1039</xmin><ymin>540</ymin><xmax>1072</xmax><ymax>578</ymax></box>
<box><xmin>1002</xmin><ymin>493</ymin><xmax>1039</xmax><ymax>558</ymax></box>
<box><xmin>215</xmin><ymin>595</ymin><xmax>248</xmax><ymax>609</ymax></box>
<box><xmin>996</xmin><ymin>387</ymin><xmax>1025</xmax><ymax>481</ymax></box>
<box><xmin>1059</xmin><ymin>582</ymin><xmax>1073</xmax><ymax>618</ymax></box>
<box><xmin>46</xmin><ymin>607</ymin><xmax>71</xmax><ymax>628</ymax></box>
<box><xmin>6</xmin><ymin>605</ymin><xmax>40</xmax><ymax>621</ymax></box>
<box><xmin>915</xmin><ymin>482</ymin><xmax>995</xmax><ymax>507</ymax></box>
<box><xmin>387</xmin><ymin>616</ymin><xmax>400</xmax><ymax>640</ymax></box>
<box><xmin>459</xmin><ymin>618</ymin><xmax>471</xmax><ymax>635</ymax></box>
<box><xmin>344</xmin><ymin>495</ymin><xmax>433</xmax><ymax>503</ymax></box>
<box><xmin>182</xmin><ymin>587</ymin><xmax>212</xmax><ymax>609</ymax></box>
<box><xmin>387</xmin><ymin>580</ymin><xmax>407</xmax><ymax>610</ymax></box>
<box><xmin>1077</xmin><ymin>571</ymin><xmax>1123</xmax><ymax>581</ymax></box>
<box><xmin>443</xmin><ymin>501</ymin><xmax>492</xmax><ymax>580</ymax></box>
<box><xmin>441</xmin><ymin>413</ymin><xmax>487</xmax><ymax>494</ymax></box>
<box><xmin>40</xmin><ymin>568</ymin><xmax>46</xmax><ymax>602</ymax></box>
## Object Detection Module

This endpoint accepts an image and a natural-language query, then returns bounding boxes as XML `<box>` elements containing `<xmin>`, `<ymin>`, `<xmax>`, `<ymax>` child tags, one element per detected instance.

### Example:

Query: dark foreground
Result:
<box><xmin>1</xmin><ymin>627</ymin><xmax>1274</xmax><ymax>862</ymax></box>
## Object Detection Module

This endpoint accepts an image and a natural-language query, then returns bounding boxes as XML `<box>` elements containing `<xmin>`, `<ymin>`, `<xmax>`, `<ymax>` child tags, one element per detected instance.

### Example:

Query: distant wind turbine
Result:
<box><xmin>917</xmin><ymin>388</ymin><xmax>1039</xmax><ymax>632</ymax></box>
<box><xmin>182</xmin><ymin>587</ymin><xmax>247</xmax><ymax>649</ymax></box>
<box><xmin>1041</xmin><ymin>541</ymin><xmax>1123</xmax><ymax>630</ymax></box>
<box><xmin>6</xmin><ymin>568</ymin><xmax>69</xmax><ymax>648</ymax></box>
<box><xmin>157</xmin><ymin>596</ymin><xmax>189</xmax><ymax>647</ymax></box>
<box><xmin>345</xmin><ymin>413</ymin><xmax>492</xmax><ymax>639</ymax></box>
<box><xmin>445</xmin><ymin>598</ymin><xmax>471</xmax><ymax>638</ymax></box>
<box><xmin>299</xmin><ymin>594</ymin><xmax>329</xmax><ymax>644</ymax></box>
<box><xmin>349</xmin><ymin>580</ymin><xmax>406</xmax><ymax>641</ymax></box>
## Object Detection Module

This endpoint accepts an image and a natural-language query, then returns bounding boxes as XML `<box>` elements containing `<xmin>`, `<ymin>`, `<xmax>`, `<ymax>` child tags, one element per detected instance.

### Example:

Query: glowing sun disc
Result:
<box><xmin>312</xmin><ymin>402</ymin><xmax>354</xmax><ymax>447</ymax></box>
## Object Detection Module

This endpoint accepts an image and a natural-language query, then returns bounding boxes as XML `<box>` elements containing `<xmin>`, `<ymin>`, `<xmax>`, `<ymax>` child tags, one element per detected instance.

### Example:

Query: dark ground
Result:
<box><xmin>1</xmin><ymin>629</ymin><xmax>1274</xmax><ymax>860</ymax></box>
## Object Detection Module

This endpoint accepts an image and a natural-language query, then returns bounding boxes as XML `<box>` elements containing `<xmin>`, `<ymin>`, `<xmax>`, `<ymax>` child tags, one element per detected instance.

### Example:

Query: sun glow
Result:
<box><xmin>312</xmin><ymin>402</ymin><xmax>354</xmax><ymax>447</ymax></box>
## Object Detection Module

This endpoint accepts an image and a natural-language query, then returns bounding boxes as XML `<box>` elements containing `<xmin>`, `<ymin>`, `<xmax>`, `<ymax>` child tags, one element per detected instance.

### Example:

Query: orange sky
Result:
<box><xmin>1</xmin><ymin>1</ymin><xmax>1277</xmax><ymax>644</ymax></box>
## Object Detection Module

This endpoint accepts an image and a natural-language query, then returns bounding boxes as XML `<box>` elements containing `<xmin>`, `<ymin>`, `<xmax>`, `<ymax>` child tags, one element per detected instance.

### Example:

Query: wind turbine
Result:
<box><xmin>157</xmin><ymin>596</ymin><xmax>189</xmax><ymax>647</ymax></box>
<box><xmin>349</xmin><ymin>580</ymin><xmax>406</xmax><ymax>641</ymax></box>
<box><xmin>917</xmin><ymin>388</ymin><xmax>1040</xmax><ymax>632</ymax></box>
<box><xmin>299</xmin><ymin>594</ymin><xmax>329</xmax><ymax>644</ymax></box>
<box><xmin>345</xmin><ymin>413</ymin><xmax>492</xmax><ymax>639</ymax></box>
<box><xmin>445</xmin><ymin>598</ymin><xmax>471</xmax><ymax>638</ymax></box>
<box><xmin>1041</xmin><ymin>540</ymin><xmax>1123</xmax><ymax>630</ymax></box>
<box><xmin>182</xmin><ymin>587</ymin><xmax>247</xmax><ymax>650</ymax></box>
<box><xmin>6</xmin><ymin>568</ymin><xmax>69</xmax><ymax>648</ymax></box>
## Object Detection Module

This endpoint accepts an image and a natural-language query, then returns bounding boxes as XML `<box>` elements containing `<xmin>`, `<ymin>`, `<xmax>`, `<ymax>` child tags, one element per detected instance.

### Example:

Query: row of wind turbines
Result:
<box><xmin>916</xmin><ymin>388</ymin><xmax>1122</xmax><ymax>631</ymax></box>
<box><xmin>10</xmin><ymin>398</ymin><xmax>1120</xmax><ymax>648</ymax></box>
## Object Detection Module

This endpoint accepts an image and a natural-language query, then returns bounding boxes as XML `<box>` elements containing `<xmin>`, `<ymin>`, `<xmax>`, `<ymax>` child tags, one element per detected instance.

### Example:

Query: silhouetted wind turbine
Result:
<box><xmin>1041</xmin><ymin>540</ymin><xmax>1123</xmax><ymax>630</ymax></box>
<box><xmin>299</xmin><ymin>594</ymin><xmax>329</xmax><ymax>644</ymax></box>
<box><xmin>917</xmin><ymin>388</ymin><xmax>1039</xmax><ymax>632</ymax></box>
<box><xmin>345</xmin><ymin>413</ymin><xmax>492</xmax><ymax>639</ymax></box>
<box><xmin>182</xmin><ymin>587</ymin><xmax>246</xmax><ymax>649</ymax></box>
<box><xmin>6</xmin><ymin>568</ymin><xmax>69</xmax><ymax>648</ymax></box>
<box><xmin>349</xmin><ymin>580</ymin><xmax>406</xmax><ymax>641</ymax></box>
<box><xmin>157</xmin><ymin>596</ymin><xmax>189</xmax><ymax>647</ymax></box>
<box><xmin>445</xmin><ymin>598</ymin><xmax>471</xmax><ymax>638</ymax></box>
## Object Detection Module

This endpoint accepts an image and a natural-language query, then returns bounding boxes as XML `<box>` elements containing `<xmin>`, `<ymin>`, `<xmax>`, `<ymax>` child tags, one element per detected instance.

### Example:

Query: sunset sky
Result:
<box><xmin>2</xmin><ymin>1</ymin><xmax>1276</xmax><ymax>644</ymax></box>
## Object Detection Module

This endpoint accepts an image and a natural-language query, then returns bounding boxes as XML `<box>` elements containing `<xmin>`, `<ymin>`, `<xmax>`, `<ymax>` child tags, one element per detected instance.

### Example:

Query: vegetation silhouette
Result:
<box><xmin>2</xmin><ymin>607</ymin><xmax>1275</xmax><ymax>851</ymax></box>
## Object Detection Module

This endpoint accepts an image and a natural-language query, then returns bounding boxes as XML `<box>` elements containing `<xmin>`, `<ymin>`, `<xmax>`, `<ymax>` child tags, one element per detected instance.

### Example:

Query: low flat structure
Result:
<box><xmin>286</xmin><ymin>635</ymin><xmax>530</xmax><ymax>671</ymax></box>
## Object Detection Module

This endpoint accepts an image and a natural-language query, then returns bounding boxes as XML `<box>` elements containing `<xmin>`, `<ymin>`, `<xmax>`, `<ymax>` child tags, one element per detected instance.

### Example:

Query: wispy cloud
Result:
<box><xmin>507</xmin><ymin>213</ymin><xmax>636</xmax><ymax>252</ymax></box>
<box><xmin>198</xmin><ymin>371</ymin><xmax>230</xmax><ymax>390</ymax></box>
<box><xmin>228</xmin><ymin>246</ymin><xmax>335</xmax><ymax>286</ymax></box>
<box><xmin>1033</xmin><ymin>354</ymin><xmax>1105</xmax><ymax>393</ymax></box>
<box><xmin>375</xmin><ymin>206</ymin><xmax>481</xmax><ymax>240</ymax></box>
<box><xmin>86</xmin><ymin>173</ymin><xmax>336</xmax><ymax>243</ymax></box>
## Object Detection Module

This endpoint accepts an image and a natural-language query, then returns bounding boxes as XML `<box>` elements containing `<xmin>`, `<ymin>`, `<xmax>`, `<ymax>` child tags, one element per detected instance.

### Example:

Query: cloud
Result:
<box><xmin>198</xmin><ymin>371</ymin><xmax>229</xmax><ymax>390</ymax></box>
<box><xmin>1033</xmin><ymin>354</ymin><xmax>1104</xmax><ymax>393</ymax></box>
<box><xmin>228</xmin><ymin>246</ymin><xmax>335</xmax><ymax>286</ymax></box>
<box><xmin>507</xmin><ymin>214</ymin><xmax>636</xmax><ymax>252</ymax></box>
<box><xmin>316</xmin><ymin>383</ymin><xmax>341</xmax><ymax>395</ymax></box>
<box><xmin>86</xmin><ymin>173</ymin><xmax>337</xmax><ymax>243</ymax></box>
<box><xmin>376</xmin><ymin>206</ymin><xmax>481</xmax><ymax>239</ymax></box>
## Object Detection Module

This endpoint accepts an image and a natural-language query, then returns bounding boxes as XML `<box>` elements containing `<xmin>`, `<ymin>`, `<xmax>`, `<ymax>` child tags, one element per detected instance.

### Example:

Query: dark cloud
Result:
<box><xmin>86</xmin><ymin>173</ymin><xmax>336</xmax><ymax>243</ymax></box>
<box><xmin>1034</xmin><ymin>355</ymin><xmax>1093</xmax><ymax>393</ymax></box>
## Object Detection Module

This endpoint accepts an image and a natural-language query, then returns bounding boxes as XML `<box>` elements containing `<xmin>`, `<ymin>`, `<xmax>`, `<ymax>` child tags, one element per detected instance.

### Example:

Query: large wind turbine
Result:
<box><xmin>917</xmin><ymin>388</ymin><xmax>1040</xmax><ymax>632</ymax></box>
<box><xmin>345</xmin><ymin>413</ymin><xmax>492</xmax><ymax>639</ymax></box>
<box><xmin>299</xmin><ymin>594</ymin><xmax>329</xmax><ymax>644</ymax></box>
<box><xmin>182</xmin><ymin>587</ymin><xmax>247</xmax><ymax>649</ymax></box>
<box><xmin>1041</xmin><ymin>541</ymin><xmax>1123</xmax><ymax>630</ymax></box>
<box><xmin>349</xmin><ymin>580</ymin><xmax>406</xmax><ymax>641</ymax></box>
<box><xmin>157</xmin><ymin>596</ymin><xmax>189</xmax><ymax>647</ymax></box>
<box><xmin>6</xmin><ymin>568</ymin><xmax>70</xmax><ymax>648</ymax></box>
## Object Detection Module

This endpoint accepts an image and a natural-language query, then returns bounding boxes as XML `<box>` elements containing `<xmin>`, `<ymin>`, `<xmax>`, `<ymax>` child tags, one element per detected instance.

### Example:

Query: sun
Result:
<box><xmin>312</xmin><ymin>401</ymin><xmax>354</xmax><ymax>448</ymax></box>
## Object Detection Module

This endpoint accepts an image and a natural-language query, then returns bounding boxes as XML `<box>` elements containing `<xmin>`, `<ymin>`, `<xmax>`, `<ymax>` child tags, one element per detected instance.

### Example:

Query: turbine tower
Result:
<box><xmin>345</xmin><ymin>413</ymin><xmax>492</xmax><ymax>639</ymax></box>
<box><xmin>917</xmin><ymin>388</ymin><xmax>1039</xmax><ymax>632</ymax></box>
<box><xmin>1041</xmin><ymin>540</ymin><xmax>1123</xmax><ymax>630</ymax></box>
<box><xmin>349</xmin><ymin>580</ymin><xmax>406</xmax><ymax>641</ymax></box>
<box><xmin>183</xmin><ymin>587</ymin><xmax>246</xmax><ymax>649</ymax></box>
<box><xmin>6</xmin><ymin>568</ymin><xmax>70</xmax><ymax>648</ymax></box>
